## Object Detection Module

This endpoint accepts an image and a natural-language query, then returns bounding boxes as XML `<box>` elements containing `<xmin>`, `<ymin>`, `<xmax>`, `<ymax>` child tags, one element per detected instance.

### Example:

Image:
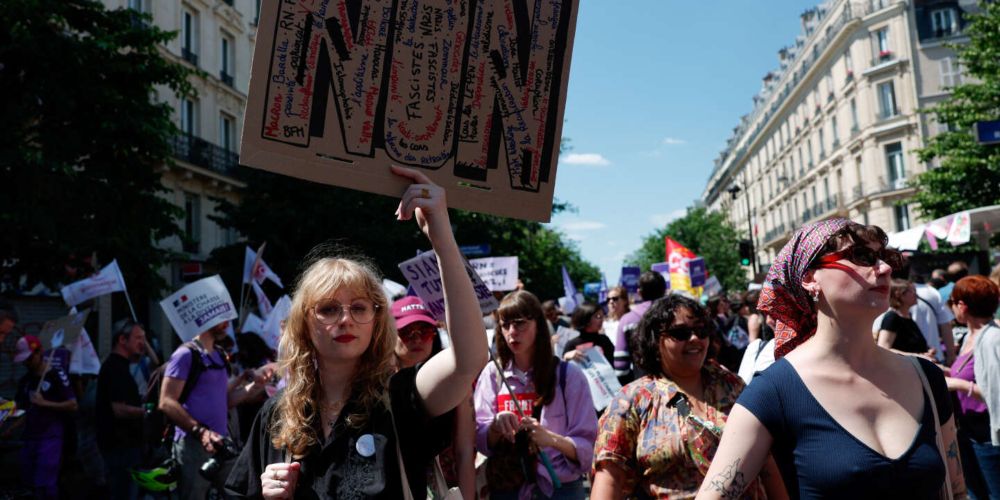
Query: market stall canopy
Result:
<box><xmin>887</xmin><ymin>205</ymin><xmax>1000</xmax><ymax>251</ymax></box>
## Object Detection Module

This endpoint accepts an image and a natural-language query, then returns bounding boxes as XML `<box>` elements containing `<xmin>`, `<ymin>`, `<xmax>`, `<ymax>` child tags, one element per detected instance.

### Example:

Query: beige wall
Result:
<box><xmin>704</xmin><ymin>0</ymin><xmax>970</xmax><ymax>275</ymax></box>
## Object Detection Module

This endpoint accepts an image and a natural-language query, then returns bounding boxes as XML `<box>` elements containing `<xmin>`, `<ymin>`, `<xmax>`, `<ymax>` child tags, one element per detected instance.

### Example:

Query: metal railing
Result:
<box><xmin>171</xmin><ymin>134</ymin><xmax>239</xmax><ymax>176</ymax></box>
<box><xmin>182</xmin><ymin>47</ymin><xmax>199</xmax><ymax>67</ymax></box>
<box><xmin>220</xmin><ymin>71</ymin><xmax>234</xmax><ymax>87</ymax></box>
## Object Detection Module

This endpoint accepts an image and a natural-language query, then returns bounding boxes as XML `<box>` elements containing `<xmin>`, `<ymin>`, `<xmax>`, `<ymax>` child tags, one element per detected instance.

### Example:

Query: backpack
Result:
<box><xmin>140</xmin><ymin>341</ymin><xmax>230</xmax><ymax>465</ymax></box>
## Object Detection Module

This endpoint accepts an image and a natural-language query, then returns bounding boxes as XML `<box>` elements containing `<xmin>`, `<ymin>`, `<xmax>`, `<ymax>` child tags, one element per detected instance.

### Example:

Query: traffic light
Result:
<box><xmin>738</xmin><ymin>239</ymin><xmax>752</xmax><ymax>266</ymax></box>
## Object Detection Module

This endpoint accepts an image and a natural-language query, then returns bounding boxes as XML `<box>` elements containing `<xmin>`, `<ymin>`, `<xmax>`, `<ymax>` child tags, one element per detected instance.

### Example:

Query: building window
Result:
<box><xmin>844</xmin><ymin>49</ymin><xmax>854</xmax><ymax>79</ymax></box>
<box><xmin>798</xmin><ymin>148</ymin><xmax>805</xmax><ymax>175</ymax></box>
<box><xmin>931</xmin><ymin>9</ymin><xmax>956</xmax><ymax>38</ymax></box>
<box><xmin>183</xmin><ymin>192</ymin><xmax>201</xmax><ymax>253</ymax></box>
<box><xmin>875</xmin><ymin>28</ymin><xmax>891</xmax><ymax>61</ymax></box>
<box><xmin>895</xmin><ymin>204</ymin><xmax>911</xmax><ymax>231</ymax></box>
<box><xmin>831</xmin><ymin>116</ymin><xmax>839</xmax><ymax>146</ymax></box>
<box><xmin>128</xmin><ymin>0</ymin><xmax>145</xmax><ymax>12</ymax></box>
<box><xmin>182</xmin><ymin>8</ymin><xmax>199</xmax><ymax>66</ymax></box>
<box><xmin>219</xmin><ymin>113</ymin><xmax>235</xmax><ymax>151</ymax></box>
<box><xmin>877</xmin><ymin>81</ymin><xmax>898</xmax><ymax>119</ymax></box>
<box><xmin>818</xmin><ymin>127</ymin><xmax>826</xmax><ymax>159</ymax></box>
<box><xmin>823</xmin><ymin>177</ymin><xmax>831</xmax><ymax>205</ymax></box>
<box><xmin>807</xmin><ymin>139</ymin><xmax>814</xmax><ymax>167</ymax></box>
<box><xmin>850</xmin><ymin>98</ymin><xmax>859</xmax><ymax>131</ymax></box>
<box><xmin>940</xmin><ymin>57</ymin><xmax>962</xmax><ymax>88</ymax></box>
<box><xmin>885</xmin><ymin>142</ymin><xmax>906</xmax><ymax>189</ymax></box>
<box><xmin>180</xmin><ymin>98</ymin><xmax>198</xmax><ymax>135</ymax></box>
<box><xmin>220</xmin><ymin>32</ymin><xmax>235</xmax><ymax>87</ymax></box>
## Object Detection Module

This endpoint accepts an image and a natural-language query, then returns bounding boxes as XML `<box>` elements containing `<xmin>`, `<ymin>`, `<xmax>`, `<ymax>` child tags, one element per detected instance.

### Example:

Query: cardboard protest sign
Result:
<box><xmin>38</xmin><ymin>310</ymin><xmax>90</xmax><ymax>350</ymax></box>
<box><xmin>159</xmin><ymin>276</ymin><xmax>238</xmax><ymax>342</ymax></box>
<box><xmin>398</xmin><ymin>250</ymin><xmax>498</xmax><ymax>321</ymax></box>
<box><xmin>469</xmin><ymin>256</ymin><xmax>518</xmax><ymax>292</ymax></box>
<box><xmin>242</xmin><ymin>0</ymin><xmax>580</xmax><ymax>222</ymax></box>
<box><xmin>571</xmin><ymin>346</ymin><xmax>622</xmax><ymax>411</ymax></box>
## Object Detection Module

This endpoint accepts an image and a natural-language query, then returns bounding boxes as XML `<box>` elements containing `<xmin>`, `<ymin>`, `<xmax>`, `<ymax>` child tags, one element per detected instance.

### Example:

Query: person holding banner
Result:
<box><xmin>592</xmin><ymin>295</ymin><xmax>780</xmax><ymax>499</ymax></box>
<box><xmin>563</xmin><ymin>302</ymin><xmax>615</xmax><ymax>365</ymax></box>
<box><xmin>14</xmin><ymin>335</ymin><xmax>79</xmax><ymax>500</ymax></box>
<box><xmin>696</xmin><ymin>220</ymin><xmax>965</xmax><ymax>499</ymax></box>
<box><xmin>474</xmin><ymin>290</ymin><xmax>598</xmax><ymax>499</ymax></box>
<box><xmin>224</xmin><ymin>166</ymin><xmax>488</xmax><ymax>499</ymax></box>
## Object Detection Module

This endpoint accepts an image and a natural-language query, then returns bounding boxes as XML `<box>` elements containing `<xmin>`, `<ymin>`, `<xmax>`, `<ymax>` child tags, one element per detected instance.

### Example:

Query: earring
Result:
<box><xmin>811</xmin><ymin>289</ymin><xmax>820</xmax><ymax>302</ymax></box>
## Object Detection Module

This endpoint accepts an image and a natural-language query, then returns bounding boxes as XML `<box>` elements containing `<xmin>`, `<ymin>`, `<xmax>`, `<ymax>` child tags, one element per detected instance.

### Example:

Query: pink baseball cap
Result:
<box><xmin>13</xmin><ymin>335</ymin><xmax>41</xmax><ymax>363</ymax></box>
<box><xmin>391</xmin><ymin>296</ymin><xmax>437</xmax><ymax>330</ymax></box>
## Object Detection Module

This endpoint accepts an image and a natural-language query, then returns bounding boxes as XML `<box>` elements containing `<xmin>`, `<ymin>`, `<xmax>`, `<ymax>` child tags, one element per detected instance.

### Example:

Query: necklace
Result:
<box><xmin>320</xmin><ymin>400</ymin><xmax>346</xmax><ymax>430</ymax></box>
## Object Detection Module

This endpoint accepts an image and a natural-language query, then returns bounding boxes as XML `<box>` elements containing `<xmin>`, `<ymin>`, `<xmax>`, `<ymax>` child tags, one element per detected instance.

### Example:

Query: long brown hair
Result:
<box><xmin>494</xmin><ymin>291</ymin><xmax>559</xmax><ymax>407</ymax></box>
<box><xmin>270</xmin><ymin>257</ymin><xmax>397</xmax><ymax>457</ymax></box>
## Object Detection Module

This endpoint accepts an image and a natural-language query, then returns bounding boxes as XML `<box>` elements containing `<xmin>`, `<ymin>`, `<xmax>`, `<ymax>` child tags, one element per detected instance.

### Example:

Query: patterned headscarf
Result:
<box><xmin>758</xmin><ymin>218</ymin><xmax>851</xmax><ymax>358</ymax></box>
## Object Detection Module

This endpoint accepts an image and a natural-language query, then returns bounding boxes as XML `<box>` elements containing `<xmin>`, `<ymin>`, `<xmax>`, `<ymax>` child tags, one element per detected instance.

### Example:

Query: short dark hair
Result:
<box><xmin>631</xmin><ymin>295</ymin><xmax>708</xmax><ymax>377</ymax></box>
<box><xmin>570</xmin><ymin>302</ymin><xmax>601</xmax><ymax>331</ymax></box>
<box><xmin>638</xmin><ymin>271</ymin><xmax>667</xmax><ymax>301</ymax></box>
<box><xmin>0</xmin><ymin>302</ymin><xmax>18</xmax><ymax>324</ymax></box>
<box><xmin>111</xmin><ymin>318</ymin><xmax>139</xmax><ymax>347</ymax></box>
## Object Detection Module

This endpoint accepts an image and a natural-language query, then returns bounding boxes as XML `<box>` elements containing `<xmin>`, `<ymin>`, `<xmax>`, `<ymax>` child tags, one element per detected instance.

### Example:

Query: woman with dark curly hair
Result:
<box><xmin>697</xmin><ymin>219</ymin><xmax>965</xmax><ymax>500</ymax></box>
<box><xmin>591</xmin><ymin>295</ymin><xmax>783</xmax><ymax>499</ymax></box>
<box><xmin>562</xmin><ymin>301</ymin><xmax>615</xmax><ymax>365</ymax></box>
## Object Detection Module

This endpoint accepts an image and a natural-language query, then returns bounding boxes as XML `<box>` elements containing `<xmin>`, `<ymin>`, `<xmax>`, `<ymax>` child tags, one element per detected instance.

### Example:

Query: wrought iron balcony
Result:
<box><xmin>220</xmin><ymin>71</ymin><xmax>234</xmax><ymax>87</ymax></box>
<box><xmin>182</xmin><ymin>47</ymin><xmax>199</xmax><ymax>66</ymax></box>
<box><xmin>171</xmin><ymin>134</ymin><xmax>239</xmax><ymax>176</ymax></box>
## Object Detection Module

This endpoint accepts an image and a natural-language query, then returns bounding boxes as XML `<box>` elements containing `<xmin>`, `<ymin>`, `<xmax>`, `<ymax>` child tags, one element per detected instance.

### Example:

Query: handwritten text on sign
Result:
<box><xmin>469</xmin><ymin>256</ymin><xmax>518</xmax><ymax>291</ymax></box>
<box><xmin>244</xmin><ymin>0</ymin><xmax>579</xmax><ymax>221</ymax></box>
<box><xmin>398</xmin><ymin>250</ymin><xmax>498</xmax><ymax>321</ymax></box>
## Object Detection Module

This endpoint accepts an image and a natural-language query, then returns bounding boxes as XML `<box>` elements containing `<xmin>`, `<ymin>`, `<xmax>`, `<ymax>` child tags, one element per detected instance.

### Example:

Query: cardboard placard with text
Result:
<box><xmin>398</xmin><ymin>250</ymin><xmax>498</xmax><ymax>321</ymax></box>
<box><xmin>241</xmin><ymin>0</ymin><xmax>580</xmax><ymax>222</ymax></box>
<box><xmin>469</xmin><ymin>256</ymin><xmax>518</xmax><ymax>291</ymax></box>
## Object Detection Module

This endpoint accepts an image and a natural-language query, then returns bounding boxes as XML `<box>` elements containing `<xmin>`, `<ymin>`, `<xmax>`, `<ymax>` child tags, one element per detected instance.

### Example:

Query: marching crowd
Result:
<box><xmin>3</xmin><ymin>169</ymin><xmax>1000</xmax><ymax>499</ymax></box>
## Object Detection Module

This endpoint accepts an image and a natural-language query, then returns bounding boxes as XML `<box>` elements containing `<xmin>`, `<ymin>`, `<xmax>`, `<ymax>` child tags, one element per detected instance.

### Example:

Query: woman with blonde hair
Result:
<box><xmin>225</xmin><ymin>166</ymin><xmax>488</xmax><ymax>499</ymax></box>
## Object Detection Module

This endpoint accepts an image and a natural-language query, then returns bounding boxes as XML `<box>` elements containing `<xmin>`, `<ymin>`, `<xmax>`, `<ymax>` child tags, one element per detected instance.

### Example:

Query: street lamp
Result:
<box><xmin>727</xmin><ymin>183</ymin><xmax>758</xmax><ymax>277</ymax></box>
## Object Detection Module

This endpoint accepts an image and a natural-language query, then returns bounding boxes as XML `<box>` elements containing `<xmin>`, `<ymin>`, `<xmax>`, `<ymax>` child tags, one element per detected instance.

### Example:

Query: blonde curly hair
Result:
<box><xmin>270</xmin><ymin>257</ymin><xmax>397</xmax><ymax>457</ymax></box>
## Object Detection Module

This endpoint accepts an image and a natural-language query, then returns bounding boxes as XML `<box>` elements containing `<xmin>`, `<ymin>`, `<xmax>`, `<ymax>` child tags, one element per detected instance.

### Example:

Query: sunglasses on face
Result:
<box><xmin>399</xmin><ymin>325</ymin><xmax>437</xmax><ymax>342</ymax></box>
<box><xmin>499</xmin><ymin>317</ymin><xmax>531</xmax><ymax>331</ymax></box>
<box><xmin>607</xmin><ymin>296</ymin><xmax>625</xmax><ymax>303</ymax></box>
<box><xmin>814</xmin><ymin>245</ymin><xmax>905</xmax><ymax>271</ymax></box>
<box><xmin>660</xmin><ymin>324</ymin><xmax>711</xmax><ymax>342</ymax></box>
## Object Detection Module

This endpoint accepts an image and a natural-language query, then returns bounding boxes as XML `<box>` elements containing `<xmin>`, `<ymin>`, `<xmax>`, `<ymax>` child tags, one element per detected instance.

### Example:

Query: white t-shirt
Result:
<box><xmin>912</xmin><ymin>284</ymin><xmax>953</xmax><ymax>357</ymax></box>
<box><xmin>738</xmin><ymin>338</ymin><xmax>775</xmax><ymax>384</ymax></box>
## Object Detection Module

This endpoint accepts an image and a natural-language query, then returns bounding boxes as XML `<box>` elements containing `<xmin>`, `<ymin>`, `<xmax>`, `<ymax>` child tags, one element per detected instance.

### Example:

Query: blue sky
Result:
<box><xmin>546</xmin><ymin>0</ymin><xmax>817</xmax><ymax>285</ymax></box>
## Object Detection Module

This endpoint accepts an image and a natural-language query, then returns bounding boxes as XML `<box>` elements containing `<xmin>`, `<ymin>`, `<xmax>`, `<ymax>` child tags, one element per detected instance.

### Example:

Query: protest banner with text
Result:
<box><xmin>159</xmin><ymin>276</ymin><xmax>239</xmax><ymax>342</ymax></box>
<box><xmin>398</xmin><ymin>250</ymin><xmax>498</xmax><ymax>321</ymax></box>
<box><xmin>241</xmin><ymin>0</ymin><xmax>580</xmax><ymax>222</ymax></box>
<box><xmin>469</xmin><ymin>256</ymin><xmax>518</xmax><ymax>292</ymax></box>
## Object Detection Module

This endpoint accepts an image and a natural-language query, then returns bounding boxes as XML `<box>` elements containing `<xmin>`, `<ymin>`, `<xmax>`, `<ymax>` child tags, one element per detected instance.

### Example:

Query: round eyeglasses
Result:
<box><xmin>313</xmin><ymin>300</ymin><xmax>380</xmax><ymax>325</ymax></box>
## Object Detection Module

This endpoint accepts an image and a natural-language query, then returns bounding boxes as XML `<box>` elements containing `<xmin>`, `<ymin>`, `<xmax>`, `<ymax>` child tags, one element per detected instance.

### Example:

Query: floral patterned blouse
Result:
<box><xmin>593</xmin><ymin>361</ymin><xmax>764</xmax><ymax>499</ymax></box>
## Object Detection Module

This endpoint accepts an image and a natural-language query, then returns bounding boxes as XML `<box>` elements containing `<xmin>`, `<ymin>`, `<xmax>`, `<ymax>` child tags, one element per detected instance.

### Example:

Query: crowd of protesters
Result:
<box><xmin>3</xmin><ymin>184</ymin><xmax>1000</xmax><ymax>500</ymax></box>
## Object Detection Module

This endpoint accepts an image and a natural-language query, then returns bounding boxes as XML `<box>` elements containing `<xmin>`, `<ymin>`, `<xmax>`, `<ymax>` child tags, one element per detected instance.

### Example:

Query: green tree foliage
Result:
<box><xmin>912</xmin><ymin>2</ymin><xmax>1000</xmax><ymax>218</ymax></box>
<box><xmin>625</xmin><ymin>207</ymin><xmax>746</xmax><ymax>293</ymax></box>
<box><xmin>211</xmin><ymin>170</ymin><xmax>600</xmax><ymax>303</ymax></box>
<box><xmin>0</xmin><ymin>0</ymin><xmax>195</xmax><ymax>300</ymax></box>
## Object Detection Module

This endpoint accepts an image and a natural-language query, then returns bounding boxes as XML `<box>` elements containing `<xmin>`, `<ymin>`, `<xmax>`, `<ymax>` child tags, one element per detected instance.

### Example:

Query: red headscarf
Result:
<box><xmin>758</xmin><ymin>218</ymin><xmax>850</xmax><ymax>357</ymax></box>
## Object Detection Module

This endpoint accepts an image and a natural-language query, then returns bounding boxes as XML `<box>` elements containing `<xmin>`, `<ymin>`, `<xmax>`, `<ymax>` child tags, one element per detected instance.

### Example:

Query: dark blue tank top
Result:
<box><xmin>736</xmin><ymin>357</ymin><xmax>952</xmax><ymax>499</ymax></box>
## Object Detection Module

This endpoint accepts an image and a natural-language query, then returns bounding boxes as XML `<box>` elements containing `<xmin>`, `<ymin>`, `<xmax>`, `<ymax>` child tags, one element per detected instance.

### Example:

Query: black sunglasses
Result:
<box><xmin>660</xmin><ymin>324</ymin><xmax>711</xmax><ymax>342</ymax></box>
<box><xmin>815</xmin><ymin>245</ymin><xmax>906</xmax><ymax>271</ymax></box>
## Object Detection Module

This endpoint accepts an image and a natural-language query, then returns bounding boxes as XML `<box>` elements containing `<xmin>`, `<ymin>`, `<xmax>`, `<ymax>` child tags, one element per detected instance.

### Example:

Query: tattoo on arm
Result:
<box><xmin>703</xmin><ymin>458</ymin><xmax>749</xmax><ymax>500</ymax></box>
<box><xmin>947</xmin><ymin>441</ymin><xmax>958</xmax><ymax>460</ymax></box>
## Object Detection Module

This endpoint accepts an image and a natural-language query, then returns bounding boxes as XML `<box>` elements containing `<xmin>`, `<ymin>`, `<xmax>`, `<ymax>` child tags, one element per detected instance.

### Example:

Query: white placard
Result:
<box><xmin>469</xmin><ymin>257</ymin><xmax>519</xmax><ymax>292</ymax></box>
<box><xmin>398</xmin><ymin>251</ymin><xmax>498</xmax><ymax>321</ymax></box>
<box><xmin>571</xmin><ymin>346</ymin><xmax>622</xmax><ymax>411</ymax></box>
<box><xmin>159</xmin><ymin>276</ymin><xmax>238</xmax><ymax>342</ymax></box>
<box><xmin>261</xmin><ymin>295</ymin><xmax>292</xmax><ymax>351</ymax></box>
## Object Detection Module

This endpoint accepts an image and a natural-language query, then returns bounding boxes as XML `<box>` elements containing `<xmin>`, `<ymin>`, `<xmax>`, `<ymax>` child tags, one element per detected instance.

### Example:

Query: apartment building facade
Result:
<box><xmin>100</xmin><ymin>0</ymin><xmax>260</xmax><ymax>353</ymax></box>
<box><xmin>702</xmin><ymin>0</ymin><xmax>973</xmax><ymax>275</ymax></box>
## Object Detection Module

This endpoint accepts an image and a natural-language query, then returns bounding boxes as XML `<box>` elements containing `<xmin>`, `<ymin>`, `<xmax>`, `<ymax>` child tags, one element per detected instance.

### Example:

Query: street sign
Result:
<box><xmin>459</xmin><ymin>244</ymin><xmax>491</xmax><ymax>257</ymax></box>
<box><xmin>974</xmin><ymin>120</ymin><xmax>1000</xmax><ymax>146</ymax></box>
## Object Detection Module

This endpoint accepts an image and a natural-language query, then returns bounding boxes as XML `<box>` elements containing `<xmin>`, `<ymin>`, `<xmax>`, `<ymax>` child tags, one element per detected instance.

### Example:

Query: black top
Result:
<box><xmin>738</xmin><ymin>357</ymin><xmax>952</xmax><ymax>499</ymax></box>
<box><xmin>95</xmin><ymin>352</ymin><xmax>142</xmax><ymax>450</ymax></box>
<box><xmin>225</xmin><ymin>365</ymin><xmax>454</xmax><ymax>499</ymax></box>
<box><xmin>880</xmin><ymin>311</ymin><xmax>930</xmax><ymax>353</ymax></box>
<box><xmin>564</xmin><ymin>332</ymin><xmax>615</xmax><ymax>364</ymax></box>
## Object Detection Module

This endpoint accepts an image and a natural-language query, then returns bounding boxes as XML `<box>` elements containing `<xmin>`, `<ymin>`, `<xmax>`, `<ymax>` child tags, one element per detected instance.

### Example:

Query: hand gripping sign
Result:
<box><xmin>242</xmin><ymin>0</ymin><xmax>580</xmax><ymax>222</ymax></box>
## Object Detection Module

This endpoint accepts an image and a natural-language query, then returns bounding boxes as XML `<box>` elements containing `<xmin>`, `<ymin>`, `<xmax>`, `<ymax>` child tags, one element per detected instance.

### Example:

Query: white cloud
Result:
<box><xmin>661</xmin><ymin>137</ymin><xmax>686</xmax><ymax>145</ymax></box>
<box><xmin>561</xmin><ymin>221</ymin><xmax>607</xmax><ymax>231</ymax></box>
<box><xmin>561</xmin><ymin>153</ymin><xmax>611</xmax><ymax>166</ymax></box>
<box><xmin>649</xmin><ymin>208</ymin><xmax>687</xmax><ymax>227</ymax></box>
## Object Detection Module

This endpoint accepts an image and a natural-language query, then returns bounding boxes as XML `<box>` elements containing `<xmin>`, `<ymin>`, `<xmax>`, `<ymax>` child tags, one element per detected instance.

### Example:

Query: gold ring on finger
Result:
<box><xmin>419</xmin><ymin>188</ymin><xmax>430</xmax><ymax>199</ymax></box>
